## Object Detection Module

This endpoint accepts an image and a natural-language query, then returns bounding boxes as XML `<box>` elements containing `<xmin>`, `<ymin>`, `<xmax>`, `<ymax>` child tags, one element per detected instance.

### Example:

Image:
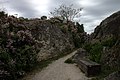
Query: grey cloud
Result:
<box><xmin>6</xmin><ymin>0</ymin><xmax>39</xmax><ymax>17</ymax></box>
<box><xmin>4</xmin><ymin>0</ymin><xmax>120</xmax><ymax>33</ymax></box>
<box><xmin>79</xmin><ymin>0</ymin><xmax>120</xmax><ymax>33</ymax></box>
<box><xmin>49</xmin><ymin>0</ymin><xmax>81</xmax><ymax>12</ymax></box>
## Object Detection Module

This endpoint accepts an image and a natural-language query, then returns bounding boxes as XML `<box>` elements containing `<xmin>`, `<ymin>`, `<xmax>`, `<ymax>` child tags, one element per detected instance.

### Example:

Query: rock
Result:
<box><xmin>90</xmin><ymin>11</ymin><xmax>120</xmax><ymax>68</ymax></box>
<box><xmin>92</xmin><ymin>11</ymin><xmax>120</xmax><ymax>39</ymax></box>
<box><xmin>41</xmin><ymin>16</ymin><xmax>47</xmax><ymax>20</ymax></box>
<box><xmin>0</xmin><ymin>11</ymin><xmax>76</xmax><ymax>62</ymax></box>
<box><xmin>72</xmin><ymin>48</ymin><xmax>88</xmax><ymax>62</ymax></box>
<box><xmin>104</xmin><ymin>71</ymin><xmax>120</xmax><ymax>80</ymax></box>
<box><xmin>76</xmin><ymin>58</ymin><xmax>101</xmax><ymax>77</ymax></box>
<box><xmin>75</xmin><ymin>48</ymin><xmax>87</xmax><ymax>58</ymax></box>
<box><xmin>0</xmin><ymin>11</ymin><xmax>87</xmax><ymax>79</ymax></box>
<box><xmin>24</xmin><ymin>20</ymin><xmax>75</xmax><ymax>61</ymax></box>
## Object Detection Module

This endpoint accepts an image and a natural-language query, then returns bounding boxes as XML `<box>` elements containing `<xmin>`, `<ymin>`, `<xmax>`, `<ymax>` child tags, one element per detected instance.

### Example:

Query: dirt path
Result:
<box><xmin>23</xmin><ymin>50</ymin><xmax>90</xmax><ymax>80</ymax></box>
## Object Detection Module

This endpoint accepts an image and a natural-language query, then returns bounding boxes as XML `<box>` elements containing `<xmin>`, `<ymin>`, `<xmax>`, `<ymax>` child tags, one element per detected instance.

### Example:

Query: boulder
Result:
<box><xmin>104</xmin><ymin>71</ymin><xmax>120</xmax><ymax>80</ymax></box>
<box><xmin>41</xmin><ymin>16</ymin><xmax>47</xmax><ymax>20</ymax></box>
<box><xmin>92</xmin><ymin>11</ymin><xmax>120</xmax><ymax>39</ymax></box>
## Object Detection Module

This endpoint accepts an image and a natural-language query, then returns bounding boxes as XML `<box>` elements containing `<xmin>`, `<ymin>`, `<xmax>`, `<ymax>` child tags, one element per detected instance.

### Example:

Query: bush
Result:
<box><xmin>89</xmin><ymin>43</ymin><xmax>103</xmax><ymax>63</ymax></box>
<box><xmin>0</xmin><ymin>13</ymin><xmax>40</xmax><ymax>79</ymax></box>
<box><xmin>0</xmin><ymin>31</ymin><xmax>39</xmax><ymax>79</ymax></box>
<box><xmin>102</xmin><ymin>37</ymin><xmax>116</xmax><ymax>47</ymax></box>
<box><xmin>76</xmin><ymin>23</ymin><xmax>84</xmax><ymax>33</ymax></box>
<box><xmin>72</xmin><ymin>33</ymin><xmax>85</xmax><ymax>48</ymax></box>
<box><xmin>60</xmin><ymin>25</ymin><xmax>68</xmax><ymax>33</ymax></box>
<box><xmin>83</xmin><ymin>43</ymin><xmax>103</xmax><ymax>63</ymax></box>
<box><xmin>83</xmin><ymin>43</ymin><xmax>92</xmax><ymax>53</ymax></box>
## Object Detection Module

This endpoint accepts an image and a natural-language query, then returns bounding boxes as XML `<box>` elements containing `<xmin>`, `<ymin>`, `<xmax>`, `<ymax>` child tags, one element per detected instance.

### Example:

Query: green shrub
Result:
<box><xmin>0</xmin><ymin>36</ymin><xmax>39</xmax><ymax>80</ymax></box>
<box><xmin>0</xmin><ymin>13</ymin><xmax>40</xmax><ymax>79</ymax></box>
<box><xmin>93</xmin><ymin>65</ymin><xmax>120</xmax><ymax>80</ymax></box>
<box><xmin>83</xmin><ymin>43</ymin><xmax>92</xmax><ymax>53</ymax></box>
<box><xmin>72</xmin><ymin>34</ymin><xmax>85</xmax><ymax>48</ymax></box>
<box><xmin>102</xmin><ymin>37</ymin><xmax>116</xmax><ymax>47</ymax></box>
<box><xmin>89</xmin><ymin>43</ymin><xmax>103</xmax><ymax>63</ymax></box>
<box><xmin>83</xmin><ymin>43</ymin><xmax>103</xmax><ymax>63</ymax></box>
<box><xmin>76</xmin><ymin>23</ymin><xmax>84</xmax><ymax>33</ymax></box>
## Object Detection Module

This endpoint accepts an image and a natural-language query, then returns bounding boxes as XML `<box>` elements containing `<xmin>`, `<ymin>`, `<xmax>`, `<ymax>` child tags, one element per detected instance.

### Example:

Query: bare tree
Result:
<box><xmin>50</xmin><ymin>4</ymin><xmax>83</xmax><ymax>22</ymax></box>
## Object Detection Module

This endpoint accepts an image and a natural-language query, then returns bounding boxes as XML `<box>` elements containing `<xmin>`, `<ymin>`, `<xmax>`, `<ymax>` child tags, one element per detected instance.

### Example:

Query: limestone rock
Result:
<box><xmin>104</xmin><ymin>71</ymin><xmax>120</xmax><ymax>80</ymax></box>
<box><xmin>92</xmin><ymin>11</ymin><xmax>120</xmax><ymax>39</ymax></box>
<box><xmin>90</xmin><ymin>11</ymin><xmax>120</xmax><ymax>73</ymax></box>
<box><xmin>41</xmin><ymin>16</ymin><xmax>47</xmax><ymax>20</ymax></box>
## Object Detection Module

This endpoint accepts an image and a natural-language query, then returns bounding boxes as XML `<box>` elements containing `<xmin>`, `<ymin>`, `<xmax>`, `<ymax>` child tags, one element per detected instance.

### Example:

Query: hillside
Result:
<box><xmin>1</xmin><ymin>10</ymin><xmax>120</xmax><ymax>80</ymax></box>
<box><xmin>83</xmin><ymin>11</ymin><xmax>120</xmax><ymax>79</ymax></box>
<box><xmin>92</xmin><ymin>11</ymin><xmax>120</xmax><ymax>67</ymax></box>
<box><xmin>0</xmin><ymin>11</ymin><xmax>86</xmax><ymax>80</ymax></box>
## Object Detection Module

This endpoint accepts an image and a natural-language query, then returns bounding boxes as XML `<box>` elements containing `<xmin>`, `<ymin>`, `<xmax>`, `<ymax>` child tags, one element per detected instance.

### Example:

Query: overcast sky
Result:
<box><xmin>0</xmin><ymin>0</ymin><xmax>120</xmax><ymax>33</ymax></box>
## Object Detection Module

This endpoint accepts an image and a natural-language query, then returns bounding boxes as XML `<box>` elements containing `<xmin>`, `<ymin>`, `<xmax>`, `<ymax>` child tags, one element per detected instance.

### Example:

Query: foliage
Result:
<box><xmin>101</xmin><ymin>37</ymin><xmax>116</xmax><ymax>47</ymax></box>
<box><xmin>60</xmin><ymin>25</ymin><xmax>68</xmax><ymax>33</ymax></box>
<box><xmin>83</xmin><ymin>43</ymin><xmax>92</xmax><ymax>53</ymax></box>
<box><xmin>0</xmin><ymin>11</ymin><xmax>6</xmax><ymax>17</ymax></box>
<box><xmin>83</xmin><ymin>43</ymin><xmax>103</xmax><ymax>63</ymax></box>
<box><xmin>50</xmin><ymin>4</ymin><xmax>82</xmax><ymax>22</ymax></box>
<box><xmin>83</xmin><ymin>38</ymin><xmax>119</xmax><ymax>79</ymax></box>
<box><xmin>58</xmin><ymin>21</ymin><xmax>85</xmax><ymax>48</ymax></box>
<box><xmin>0</xmin><ymin>11</ymin><xmax>40</xmax><ymax>80</ymax></box>
<box><xmin>76</xmin><ymin>22</ymin><xmax>84</xmax><ymax>33</ymax></box>
<box><xmin>72</xmin><ymin>33</ymin><xmax>85</xmax><ymax>48</ymax></box>
<box><xmin>89</xmin><ymin>43</ymin><xmax>103</xmax><ymax>63</ymax></box>
<box><xmin>93</xmin><ymin>64</ymin><xmax>120</xmax><ymax>80</ymax></box>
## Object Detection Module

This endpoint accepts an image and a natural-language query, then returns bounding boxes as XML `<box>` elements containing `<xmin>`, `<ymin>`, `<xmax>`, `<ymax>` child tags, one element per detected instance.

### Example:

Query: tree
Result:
<box><xmin>50</xmin><ymin>4</ymin><xmax>83</xmax><ymax>22</ymax></box>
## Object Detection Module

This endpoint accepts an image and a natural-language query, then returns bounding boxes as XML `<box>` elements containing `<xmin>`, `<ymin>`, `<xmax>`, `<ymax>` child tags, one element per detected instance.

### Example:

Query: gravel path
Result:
<box><xmin>23</xmin><ymin>50</ymin><xmax>90</xmax><ymax>80</ymax></box>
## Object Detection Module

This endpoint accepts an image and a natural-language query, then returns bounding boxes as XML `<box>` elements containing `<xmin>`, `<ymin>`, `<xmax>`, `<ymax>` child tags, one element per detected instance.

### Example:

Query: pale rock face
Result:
<box><xmin>90</xmin><ymin>11</ymin><xmax>120</xmax><ymax>70</ymax></box>
<box><xmin>92</xmin><ymin>11</ymin><xmax>120</xmax><ymax>39</ymax></box>
<box><xmin>24</xmin><ymin>20</ymin><xmax>75</xmax><ymax>61</ymax></box>
<box><xmin>41</xmin><ymin>16</ymin><xmax>47</xmax><ymax>20</ymax></box>
<box><xmin>104</xmin><ymin>71</ymin><xmax>120</xmax><ymax>80</ymax></box>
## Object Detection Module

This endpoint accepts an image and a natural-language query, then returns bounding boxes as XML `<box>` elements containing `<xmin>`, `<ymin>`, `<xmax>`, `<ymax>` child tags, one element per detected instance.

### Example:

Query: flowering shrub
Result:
<box><xmin>0</xmin><ymin>12</ymin><xmax>40</xmax><ymax>80</ymax></box>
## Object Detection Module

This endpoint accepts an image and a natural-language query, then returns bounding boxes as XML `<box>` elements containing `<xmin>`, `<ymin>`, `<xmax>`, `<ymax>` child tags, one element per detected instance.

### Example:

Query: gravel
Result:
<box><xmin>22</xmin><ymin>50</ymin><xmax>90</xmax><ymax>80</ymax></box>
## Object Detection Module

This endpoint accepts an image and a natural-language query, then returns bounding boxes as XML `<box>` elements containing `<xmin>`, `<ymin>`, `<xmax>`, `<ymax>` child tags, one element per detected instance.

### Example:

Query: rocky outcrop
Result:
<box><xmin>24</xmin><ymin>20</ymin><xmax>75</xmax><ymax>61</ymax></box>
<box><xmin>0</xmin><ymin>11</ymin><xmax>87</xmax><ymax>79</ymax></box>
<box><xmin>90</xmin><ymin>11</ymin><xmax>120</xmax><ymax>67</ymax></box>
<box><xmin>104</xmin><ymin>71</ymin><xmax>120</xmax><ymax>80</ymax></box>
<box><xmin>92</xmin><ymin>11</ymin><xmax>120</xmax><ymax>39</ymax></box>
<box><xmin>70</xmin><ymin>10</ymin><xmax>120</xmax><ymax>80</ymax></box>
<box><xmin>0</xmin><ymin>11</ymin><xmax>87</xmax><ymax>62</ymax></box>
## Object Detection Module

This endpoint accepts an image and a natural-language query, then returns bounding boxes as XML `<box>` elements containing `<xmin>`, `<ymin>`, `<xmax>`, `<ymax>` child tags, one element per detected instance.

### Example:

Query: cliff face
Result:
<box><xmin>1</xmin><ymin>16</ymin><xmax>75</xmax><ymax>61</ymax></box>
<box><xmin>1</xmin><ymin>11</ymin><xmax>85</xmax><ymax>79</ymax></box>
<box><xmin>91</xmin><ymin>11</ymin><xmax>120</xmax><ymax>69</ymax></box>
<box><xmin>92</xmin><ymin>11</ymin><xmax>120</xmax><ymax>39</ymax></box>
<box><xmin>24</xmin><ymin>20</ymin><xmax>75</xmax><ymax>61</ymax></box>
<box><xmin>0</xmin><ymin>11</ymin><xmax>87</xmax><ymax>62</ymax></box>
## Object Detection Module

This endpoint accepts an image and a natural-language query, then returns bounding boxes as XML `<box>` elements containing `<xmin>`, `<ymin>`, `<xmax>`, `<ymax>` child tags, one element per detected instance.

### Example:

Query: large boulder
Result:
<box><xmin>23</xmin><ymin>20</ymin><xmax>75</xmax><ymax>61</ymax></box>
<box><xmin>90</xmin><ymin>11</ymin><xmax>120</xmax><ymax>71</ymax></box>
<box><xmin>104</xmin><ymin>71</ymin><xmax>120</xmax><ymax>80</ymax></box>
<box><xmin>92</xmin><ymin>11</ymin><xmax>120</xmax><ymax>39</ymax></box>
